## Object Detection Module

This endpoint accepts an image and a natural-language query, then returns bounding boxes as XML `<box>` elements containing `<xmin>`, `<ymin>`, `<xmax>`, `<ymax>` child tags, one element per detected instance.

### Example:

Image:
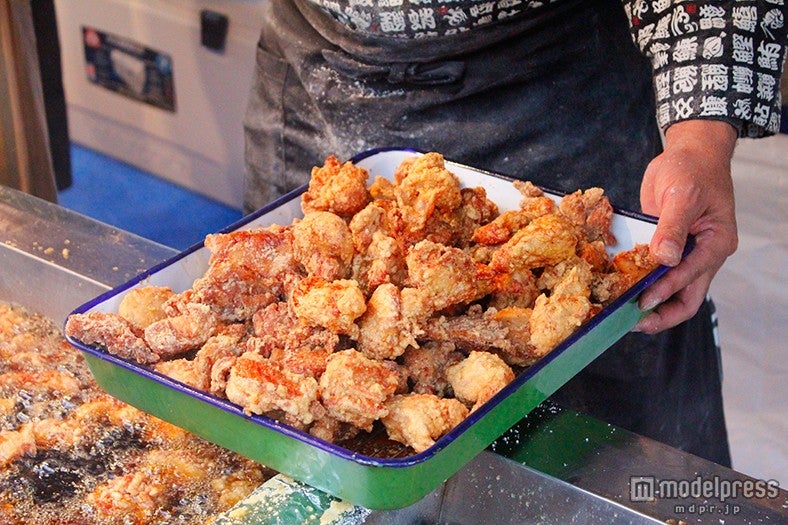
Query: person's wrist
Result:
<box><xmin>663</xmin><ymin>119</ymin><xmax>738</xmax><ymax>160</ymax></box>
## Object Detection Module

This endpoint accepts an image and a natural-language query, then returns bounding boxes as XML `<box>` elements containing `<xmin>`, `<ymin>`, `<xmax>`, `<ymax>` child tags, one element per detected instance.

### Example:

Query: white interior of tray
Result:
<box><xmin>87</xmin><ymin>149</ymin><xmax>657</xmax><ymax>315</ymax></box>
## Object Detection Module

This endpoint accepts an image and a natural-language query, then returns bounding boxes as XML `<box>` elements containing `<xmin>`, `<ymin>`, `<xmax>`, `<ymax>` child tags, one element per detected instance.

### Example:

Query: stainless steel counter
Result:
<box><xmin>2</xmin><ymin>185</ymin><xmax>785</xmax><ymax>524</ymax></box>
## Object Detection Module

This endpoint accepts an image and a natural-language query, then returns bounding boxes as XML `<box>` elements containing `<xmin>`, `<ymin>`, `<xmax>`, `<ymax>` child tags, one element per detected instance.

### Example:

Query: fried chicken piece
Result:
<box><xmin>31</xmin><ymin>417</ymin><xmax>82</xmax><ymax>449</ymax></box>
<box><xmin>270</xmin><ymin>345</ymin><xmax>332</xmax><ymax>379</ymax></box>
<box><xmin>144</xmin><ymin>302</ymin><xmax>217</xmax><ymax>359</ymax></box>
<box><xmin>381</xmin><ymin>394</ymin><xmax>468</xmax><ymax>453</ymax></box>
<box><xmin>537</xmin><ymin>257</ymin><xmax>579</xmax><ymax>292</ymax></box>
<box><xmin>117</xmin><ymin>285</ymin><xmax>174</xmax><ymax>331</ymax></box>
<box><xmin>472</xmin><ymin>210</ymin><xmax>531</xmax><ymax>246</ymax></box>
<box><xmin>398</xmin><ymin>287</ymin><xmax>433</xmax><ymax>337</ymax></box>
<box><xmin>406</xmin><ymin>240</ymin><xmax>489</xmax><ymax>313</ymax></box>
<box><xmin>250</xmin><ymin>301</ymin><xmax>339</xmax><ymax>358</ymax></box>
<box><xmin>393</xmin><ymin>153</ymin><xmax>463</xmax><ymax>234</ymax></box>
<box><xmin>529</xmin><ymin>293</ymin><xmax>592</xmax><ymax>357</ymax></box>
<box><xmin>487</xmin><ymin>266</ymin><xmax>540</xmax><ymax>310</ymax></box>
<box><xmin>193</xmin><ymin>225</ymin><xmax>299</xmax><ymax>321</ymax></box>
<box><xmin>513</xmin><ymin>180</ymin><xmax>545</xmax><ymax>201</ymax></box>
<box><xmin>289</xmin><ymin>276</ymin><xmax>367</xmax><ymax>338</ymax></box>
<box><xmin>592</xmin><ymin>243</ymin><xmax>659</xmax><ymax>304</ymax></box>
<box><xmin>211</xmin><ymin>465</ymin><xmax>268</xmax><ymax>510</ymax></box>
<box><xmin>559</xmin><ymin>187</ymin><xmax>617</xmax><ymax>245</ymax></box>
<box><xmin>308</xmin><ymin>414</ymin><xmax>362</xmax><ymax>444</ymax></box>
<box><xmin>578</xmin><ymin>239</ymin><xmax>611</xmax><ymax>273</ymax></box>
<box><xmin>449</xmin><ymin>187</ymin><xmax>500</xmax><ymax>247</ymax></box>
<box><xmin>551</xmin><ymin>261</ymin><xmax>593</xmax><ymax>299</ymax></box>
<box><xmin>302</xmin><ymin>155</ymin><xmax>371</xmax><ymax>217</ymax></box>
<box><xmin>357</xmin><ymin>283</ymin><xmax>417</xmax><ymax>360</ymax></box>
<box><xmin>490</xmin><ymin>307</ymin><xmax>539</xmax><ymax>366</ymax></box>
<box><xmin>368</xmin><ymin>175</ymin><xmax>397</xmax><ymax>201</ymax></box>
<box><xmin>154</xmin><ymin>358</ymin><xmax>201</xmax><ymax>389</ymax></box>
<box><xmin>318</xmin><ymin>349</ymin><xmax>400</xmax><ymax>432</ymax></box>
<box><xmin>446</xmin><ymin>351</ymin><xmax>515</xmax><ymax>411</ymax></box>
<box><xmin>0</xmin><ymin>423</ymin><xmax>36</xmax><ymax>468</ymax></box>
<box><xmin>0</xmin><ymin>369</ymin><xmax>81</xmax><ymax>394</ymax></box>
<box><xmin>225</xmin><ymin>352</ymin><xmax>319</xmax><ymax>426</ymax></box>
<box><xmin>349</xmin><ymin>202</ymin><xmax>387</xmax><ymax>252</ymax></box>
<box><xmin>87</xmin><ymin>448</ymin><xmax>210</xmax><ymax>523</ymax></box>
<box><xmin>351</xmin><ymin>230</ymin><xmax>408</xmax><ymax>295</ymax></box>
<box><xmin>422</xmin><ymin>305</ymin><xmax>512</xmax><ymax>356</ymax></box>
<box><xmin>401</xmin><ymin>341</ymin><xmax>464</xmax><ymax>397</ymax></box>
<box><xmin>292</xmin><ymin>211</ymin><xmax>355</xmax><ymax>281</ymax></box>
<box><xmin>489</xmin><ymin>213</ymin><xmax>578</xmax><ymax>272</ymax></box>
<box><xmin>611</xmin><ymin>243</ymin><xmax>659</xmax><ymax>278</ymax></box>
<box><xmin>65</xmin><ymin>311</ymin><xmax>159</xmax><ymax>364</ymax></box>
<box><xmin>191</xmin><ymin>331</ymin><xmax>246</xmax><ymax>394</ymax></box>
<box><xmin>472</xmin><ymin>195</ymin><xmax>556</xmax><ymax>245</ymax></box>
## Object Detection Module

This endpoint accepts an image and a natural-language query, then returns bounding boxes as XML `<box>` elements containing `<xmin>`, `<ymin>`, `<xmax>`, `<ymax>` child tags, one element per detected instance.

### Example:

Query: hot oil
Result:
<box><xmin>0</xmin><ymin>303</ymin><xmax>274</xmax><ymax>525</ymax></box>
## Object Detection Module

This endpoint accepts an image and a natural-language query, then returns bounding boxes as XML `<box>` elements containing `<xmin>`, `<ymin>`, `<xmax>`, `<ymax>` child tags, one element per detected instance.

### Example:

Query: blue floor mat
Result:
<box><xmin>58</xmin><ymin>145</ymin><xmax>243</xmax><ymax>251</ymax></box>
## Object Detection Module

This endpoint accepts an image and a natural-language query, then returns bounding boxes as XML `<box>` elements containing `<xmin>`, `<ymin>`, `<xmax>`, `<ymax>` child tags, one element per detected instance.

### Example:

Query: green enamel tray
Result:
<box><xmin>66</xmin><ymin>148</ymin><xmax>667</xmax><ymax>510</ymax></box>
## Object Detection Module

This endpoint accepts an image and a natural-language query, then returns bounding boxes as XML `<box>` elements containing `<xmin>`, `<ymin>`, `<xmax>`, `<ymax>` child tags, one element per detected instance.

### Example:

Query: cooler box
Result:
<box><xmin>54</xmin><ymin>0</ymin><xmax>268</xmax><ymax>208</ymax></box>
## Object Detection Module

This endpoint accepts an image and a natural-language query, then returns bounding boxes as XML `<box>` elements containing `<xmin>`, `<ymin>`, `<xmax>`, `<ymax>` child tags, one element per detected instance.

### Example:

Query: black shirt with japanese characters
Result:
<box><xmin>306</xmin><ymin>0</ymin><xmax>787</xmax><ymax>137</ymax></box>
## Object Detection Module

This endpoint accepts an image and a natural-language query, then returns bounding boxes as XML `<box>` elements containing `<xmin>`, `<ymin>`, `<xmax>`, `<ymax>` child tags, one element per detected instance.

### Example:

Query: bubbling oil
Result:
<box><xmin>0</xmin><ymin>303</ymin><xmax>274</xmax><ymax>525</ymax></box>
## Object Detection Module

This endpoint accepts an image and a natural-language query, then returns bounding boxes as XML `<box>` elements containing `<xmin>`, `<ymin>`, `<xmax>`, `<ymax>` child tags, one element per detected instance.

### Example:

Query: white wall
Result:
<box><xmin>713</xmin><ymin>133</ymin><xmax>787</xmax><ymax>485</ymax></box>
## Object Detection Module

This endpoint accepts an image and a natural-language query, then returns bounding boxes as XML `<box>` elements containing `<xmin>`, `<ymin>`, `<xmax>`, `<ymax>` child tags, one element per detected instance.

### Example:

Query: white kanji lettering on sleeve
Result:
<box><xmin>672</xmin><ymin>97</ymin><xmax>695</xmax><ymax>119</ymax></box>
<box><xmin>757</xmin><ymin>42</ymin><xmax>782</xmax><ymax>70</ymax></box>
<box><xmin>752</xmin><ymin>103</ymin><xmax>770</xmax><ymax>127</ymax></box>
<box><xmin>631</xmin><ymin>0</ymin><xmax>649</xmax><ymax>18</ymax></box>
<box><xmin>699</xmin><ymin>6</ymin><xmax>726</xmax><ymax>30</ymax></box>
<box><xmin>699</xmin><ymin>95</ymin><xmax>729</xmax><ymax>117</ymax></box>
<box><xmin>673</xmin><ymin>36</ymin><xmax>699</xmax><ymax>62</ymax></box>
<box><xmin>445</xmin><ymin>8</ymin><xmax>468</xmax><ymax>26</ymax></box>
<box><xmin>701</xmin><ymin>64</ymin><xmax>729</xmax><ymax>91</ymax></box>
<box><xmin>637</xmin><ymin>24</ymin><xmax>656</xmax><ymax>50</ymax></box>
<box><xmin>731</xmin><ymin>65</ymin><xmax>754</xmax><ymax>93</ymax></box>
<box><xmin>657</xmin><ymin>103</ymin><xmax>671</xmax><ymax>127</ymax></box>
<box><xmin>672</xmin><ymin>65</ymin><xmax>698</xmax><ymax>93</ymax></box>
<box><xmin>408</xmin><ymin>7</ymin><xmax>437</xmax><ymax>31</ymax></box>
<box><xmin>655</xmin><ymin>71</ymin><xmax>671</xmax><ymax>100</ymax></box>
<box><xmin>497</xmin><ymin>0</ymin><xmax>522</xmax><ymax>8</ymax></box>
<box><xmin>733</xmin><ymin>98</ymin><xmax>752</xmax><ymax>120</ymax></box>
<box><xmin>380</xmin><ymin>11</ymin><xmax>407</xmax><ymax>32</ymax></box>
<box><xmin>732</xmin><ymin>6</ymin><xmax>757</xmax><ymax>32</ymax></box>
<box><xmin>671</xmin><ymin>7</ymin><xmax>699</xmax><ymax>36</ymax></box>
<box><xmin>650</xmin><ymin>42</ymin><xmax>671</xmax><ymax>68</ymax></box>
<box><xmin>702</xmin><ymin>35</ymin><xmax>725</xmax><ymax>59</ymax></box>
<box><xmin>732</xmin><ymin>34</ymin><xmax>754</xmax><ymax>63</ymax></box>
<box><xmin>469</xmin><ymin>1</ymin><xmax>495</xmax><ymax>17</ymax></box>
<box><xmin>653</xmin><ymin>0</ymin><xmax>670</xmax><ymax>14</ymax></box>
<box><xmin>760</xmin><ymin>9</ymin><xmax>784</xmax><ymax>40</ymax></box>
<box><xmin>654</xmin><ymin>14</ymin><xmax>672</xmax><ymax>39</ymax></box>
<box><xmin>347</xmin><ymin>10</ymin><xmax>373</xmax><ymax>30</ymax></box>
<box><xmin>756</xmin><ymin>72</ymin><xmax>777</xmax><ymax>100</ymax></box>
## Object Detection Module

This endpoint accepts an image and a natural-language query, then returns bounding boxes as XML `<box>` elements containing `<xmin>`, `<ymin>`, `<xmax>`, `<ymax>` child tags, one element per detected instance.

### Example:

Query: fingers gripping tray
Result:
<box><xmin>65</xmin><ymin>148</ymin><xmax>667</xmax><ymax>510</ymax></box>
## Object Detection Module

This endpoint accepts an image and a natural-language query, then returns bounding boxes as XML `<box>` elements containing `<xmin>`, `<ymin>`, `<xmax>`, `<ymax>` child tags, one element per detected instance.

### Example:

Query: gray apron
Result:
<box><xmin>243</xmin><ymin>0</ymin><xmax>731</xmax><ymax>465</ymax></box>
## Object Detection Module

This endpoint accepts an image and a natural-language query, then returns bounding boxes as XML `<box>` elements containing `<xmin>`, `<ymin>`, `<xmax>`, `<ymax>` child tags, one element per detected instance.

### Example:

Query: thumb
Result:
<box><xmin>649</xmin><ymin>186</ymin><xmax>696</xmax><ymax>267</ymax></box>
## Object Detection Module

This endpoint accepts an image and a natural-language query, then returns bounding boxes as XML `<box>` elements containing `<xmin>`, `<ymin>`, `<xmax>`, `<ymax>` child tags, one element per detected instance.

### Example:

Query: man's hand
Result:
<box><xmin>635</xmin><ymin>119</ymin><xmax>739</xmax><ymax>334</ymax></box>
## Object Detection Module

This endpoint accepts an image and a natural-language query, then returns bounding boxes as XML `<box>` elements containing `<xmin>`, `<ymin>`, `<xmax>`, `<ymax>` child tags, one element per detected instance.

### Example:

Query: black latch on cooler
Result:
<box><xmin>200</xmin><ymin>10</ymin><xmax>229</xmax><ymax>52</ymax></box>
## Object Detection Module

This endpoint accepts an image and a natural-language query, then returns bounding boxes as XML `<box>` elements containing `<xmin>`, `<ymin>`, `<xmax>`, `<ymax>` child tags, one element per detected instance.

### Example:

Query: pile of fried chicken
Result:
<box><xmin>66</xmin><ymin>152</ymin><xmax>657</xmax><ymax>454</ymax></box>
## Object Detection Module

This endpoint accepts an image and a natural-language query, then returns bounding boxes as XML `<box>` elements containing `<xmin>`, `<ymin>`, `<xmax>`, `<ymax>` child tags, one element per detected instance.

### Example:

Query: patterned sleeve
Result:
<box><xmin>623</xmin><ymin>0</ymin><xmax>787</xmax><ymax>138</ymax></box>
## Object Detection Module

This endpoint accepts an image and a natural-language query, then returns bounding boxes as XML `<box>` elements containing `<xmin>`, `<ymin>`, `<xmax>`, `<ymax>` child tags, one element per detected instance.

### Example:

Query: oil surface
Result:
<box><xmin>0</xmin><ymin>302</ymin><xmax>275</xmax><ymax>525</ymax></box>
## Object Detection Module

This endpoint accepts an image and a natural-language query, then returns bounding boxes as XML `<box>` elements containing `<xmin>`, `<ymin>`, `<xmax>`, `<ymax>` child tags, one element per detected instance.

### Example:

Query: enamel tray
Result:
<box><xmin>65</xmin><ymin>148</ymin><xmax>667</xmax><ymax>510</ymax></box>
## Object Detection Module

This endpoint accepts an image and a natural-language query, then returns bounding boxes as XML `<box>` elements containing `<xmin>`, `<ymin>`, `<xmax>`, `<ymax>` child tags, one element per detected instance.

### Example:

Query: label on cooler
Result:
<box><xmin>82</xmin><ymin>26</ymin><xmax>176</xmax><ymax>112</ymax></box>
